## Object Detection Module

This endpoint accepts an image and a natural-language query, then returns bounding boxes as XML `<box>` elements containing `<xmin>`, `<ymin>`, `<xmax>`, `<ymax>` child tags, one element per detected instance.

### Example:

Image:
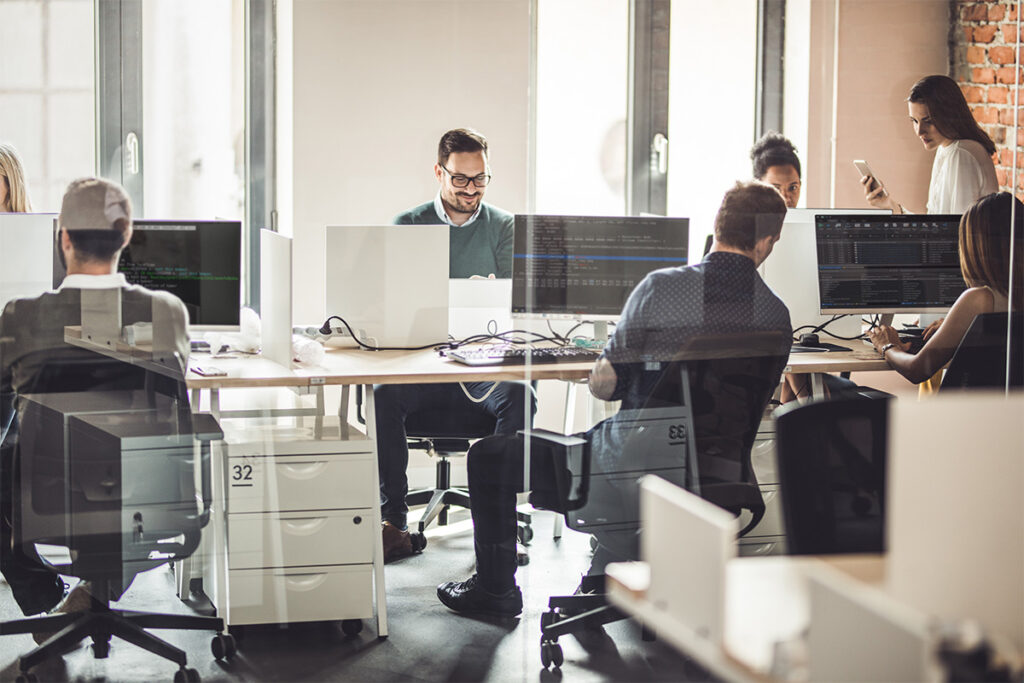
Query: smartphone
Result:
<box><xmin>853</xmin><ymin>160</ymin><xmax>888</xmax><ymax>197</ymax></box>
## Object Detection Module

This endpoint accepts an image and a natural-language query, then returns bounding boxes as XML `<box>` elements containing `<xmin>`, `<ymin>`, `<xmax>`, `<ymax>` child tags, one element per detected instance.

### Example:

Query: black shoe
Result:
<box><xmin>437</xmin><ymin>575</ymin><xmax>523</xmax><ymax>617</ymax></box>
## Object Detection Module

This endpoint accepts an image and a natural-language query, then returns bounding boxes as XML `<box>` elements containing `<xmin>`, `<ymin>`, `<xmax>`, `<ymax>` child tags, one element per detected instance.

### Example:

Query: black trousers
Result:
<box><xmin>1</xmin><ymin>443</ymin><xmax>65</xmax><ymax>616</ymax></box>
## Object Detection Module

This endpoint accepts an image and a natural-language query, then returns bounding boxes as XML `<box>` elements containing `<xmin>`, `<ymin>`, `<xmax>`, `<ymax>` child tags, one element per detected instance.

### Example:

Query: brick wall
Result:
<box><xmin>951</xmin><ymin>0</ymin><xmax>1022</xmax><ymax>195</ymax></box>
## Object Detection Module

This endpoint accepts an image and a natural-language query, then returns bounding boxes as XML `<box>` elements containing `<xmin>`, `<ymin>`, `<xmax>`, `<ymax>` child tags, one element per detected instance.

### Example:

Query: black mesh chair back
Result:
<box><xmin>941</xmin><ymin>311</ymin><xmax>1024</xmax><ymax>391</ymax></box>
<box><xmin>774</xmin><ymin>393</ymin><xmax>891</xmax><ymax>555</ymax></box>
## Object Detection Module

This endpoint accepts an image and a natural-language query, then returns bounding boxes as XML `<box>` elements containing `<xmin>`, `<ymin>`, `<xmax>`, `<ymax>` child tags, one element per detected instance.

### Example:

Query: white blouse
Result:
<box><xmin>926</xmin><ymin>139</ymin><xmax>999</xmax><ymax>214</ymax></box>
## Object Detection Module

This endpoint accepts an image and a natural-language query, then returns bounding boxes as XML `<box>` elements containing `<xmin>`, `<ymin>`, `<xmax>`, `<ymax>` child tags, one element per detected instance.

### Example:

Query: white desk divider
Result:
<box><xmin>887</xmin><ymin>392</ymin><xmax>1024</xmax><ymax>655</ymax></box>
<box><xmin>806</xmin><ymin>563</ymin><xmax>941</xmax><ymax>682</ymax></box>
<box><xmin>260</xmin><ymin>229</ymin><xmax>293</xmax><ymax>367</ymax></box>
<box><xmin>640</xmin><ymin>474</ymin><xmax>738</xmax><ymax>644</ymax></box>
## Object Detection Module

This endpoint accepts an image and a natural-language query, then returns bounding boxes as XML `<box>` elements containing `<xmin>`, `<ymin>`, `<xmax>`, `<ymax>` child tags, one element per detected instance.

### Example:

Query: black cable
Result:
<box><xmin>319</xmin><ymin>316</ymin><xmax>452</xmax><ymax>351</ymax></box>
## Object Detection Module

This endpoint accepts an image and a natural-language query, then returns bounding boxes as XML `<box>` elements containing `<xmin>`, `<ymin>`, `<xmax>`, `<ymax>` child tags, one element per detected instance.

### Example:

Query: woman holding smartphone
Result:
<box><xmin>0</xmin><ymin>142</ymin><xmax>33</xmax><ymax>213</ymax></box>
<box><xmin>862</xmin><ymin>75</ymin><xmax>998</xmax><ymax>214</ymax></box>
<box><xmin>868</xmin><ymin>192</ymin><xmax>1021</xmax><ymax>382</ymax></box>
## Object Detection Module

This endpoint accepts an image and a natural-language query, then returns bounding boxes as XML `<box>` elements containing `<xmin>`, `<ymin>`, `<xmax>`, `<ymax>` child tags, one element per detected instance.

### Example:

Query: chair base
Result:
<box><xmin>0</xmin><ymin>604</ymin><xmax>229</xmax><ymax>679</ymax></box>
<box><xmin>539</xmin><ymin>574</ymin><xmax>644</xmax><ymax>670</ymax></box>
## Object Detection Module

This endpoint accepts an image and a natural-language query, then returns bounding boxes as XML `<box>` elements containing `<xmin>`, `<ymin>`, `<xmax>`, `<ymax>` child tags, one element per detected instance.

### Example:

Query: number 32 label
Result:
<box><xmin>231</xmin><ymin>462</ymin><xmax>255</xmax><ymax>487</ymax></box>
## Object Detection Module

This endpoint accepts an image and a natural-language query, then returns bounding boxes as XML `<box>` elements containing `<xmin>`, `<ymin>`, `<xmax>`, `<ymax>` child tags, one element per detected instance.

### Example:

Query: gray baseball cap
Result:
<box><xmin>59</xmin><ymin>177</ymin><xmax>132</xmax><ymax>231</ymax></box>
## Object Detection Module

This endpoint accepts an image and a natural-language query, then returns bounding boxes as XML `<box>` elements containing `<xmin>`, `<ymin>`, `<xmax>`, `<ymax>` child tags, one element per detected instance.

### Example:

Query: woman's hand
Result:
<box><xmin>861</xmin><ymin>175</ymin><xmax>900</xmax><ymax>213</ymax></box>
<box><xmin>868</xmin><ymin>325</ymin><xmax>909</xmax><ymax>354</ymax></box>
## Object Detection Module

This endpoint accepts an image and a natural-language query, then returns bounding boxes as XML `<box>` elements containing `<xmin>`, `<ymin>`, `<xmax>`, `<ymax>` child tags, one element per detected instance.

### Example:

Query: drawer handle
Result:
<box><xmin>283</xmin><ymin>573</ymin><xmax>327</xmax><ymax>591</ymax></box>
<box><xmin>282</xmin><ymin>517</ymin><xmax>328</xmax><ymax>535</ymax></box>
<box><xmin>278</xmin><ymin>461</ymin><xmax>328</xmax><ymax>478</ymax></box>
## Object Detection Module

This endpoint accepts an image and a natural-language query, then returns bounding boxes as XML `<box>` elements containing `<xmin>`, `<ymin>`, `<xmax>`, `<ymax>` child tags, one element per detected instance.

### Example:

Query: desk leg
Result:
<box><xmin>210</xmin><ymin>388</ymin><xmax>221</xmax><ymax>420</ymax></box>
<box><xmin>364</xmin><ymin>385</ymin><xmax>388</xmax><ymax>638</ymax></box>
<box><xmin>810</xmin><ymin>373</ymin><xmax>825</xmax><ymax>400</ymax></box>
<box><xmin>338</xmin><ymin>386</ymin><xmax>350</xmax><ymax>439</ymax></box>
<box><xmin>563</xmin><ymin>382</ymin><xmax>576</xmax><ymax>434</ymax></box>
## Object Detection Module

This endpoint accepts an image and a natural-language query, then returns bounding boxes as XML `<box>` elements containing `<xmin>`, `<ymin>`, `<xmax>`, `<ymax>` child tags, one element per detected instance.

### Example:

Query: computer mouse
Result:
<box><xmin>798</xmin><ymin>333</ymin><xmax>821</xmax><ymax>347</ymax></box>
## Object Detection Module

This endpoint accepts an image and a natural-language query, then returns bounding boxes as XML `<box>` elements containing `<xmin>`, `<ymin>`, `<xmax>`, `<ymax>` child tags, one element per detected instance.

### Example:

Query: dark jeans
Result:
<box><xmin>467</xmin><ymin>428</ymin><xmax>641</xmax><ymax>595</ymax></box>
<box><xmin>373</xmin><ymin>381</ymin><xmax>535</xmax><ymax>529</ymax></box>
<box><xmin>1</xmin><ymin>442</ymin><xmax>65</xmax><ymax>616</ymax></box>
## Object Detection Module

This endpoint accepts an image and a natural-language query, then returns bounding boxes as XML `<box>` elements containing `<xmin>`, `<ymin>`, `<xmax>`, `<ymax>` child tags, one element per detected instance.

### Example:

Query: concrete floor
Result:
<box><xmin>0</xmin><ymin>510</ymin><xmax>711</xmax><ymax>682</ymax></box>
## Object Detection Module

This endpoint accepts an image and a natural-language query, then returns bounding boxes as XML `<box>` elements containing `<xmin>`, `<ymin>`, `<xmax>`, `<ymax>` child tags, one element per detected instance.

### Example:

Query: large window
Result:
<box><xmin>0</xmin><ymin>0</ymin><xmax>94</xmax><ymax>212</ymax></box>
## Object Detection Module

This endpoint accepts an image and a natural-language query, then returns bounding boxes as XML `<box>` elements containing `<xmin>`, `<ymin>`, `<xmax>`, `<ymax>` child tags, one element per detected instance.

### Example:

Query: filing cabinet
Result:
<box><xmin>202</xmin><ymin>417</ymin><xmax>379</xmax><ymax>629</ymax></box>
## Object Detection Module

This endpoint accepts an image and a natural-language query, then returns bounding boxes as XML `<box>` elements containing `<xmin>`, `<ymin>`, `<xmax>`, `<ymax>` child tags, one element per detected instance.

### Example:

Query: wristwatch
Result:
<box><xmin>880</xmin><ymin>342</ymin><xmax>897</xmax><ymax>356</ymax></box>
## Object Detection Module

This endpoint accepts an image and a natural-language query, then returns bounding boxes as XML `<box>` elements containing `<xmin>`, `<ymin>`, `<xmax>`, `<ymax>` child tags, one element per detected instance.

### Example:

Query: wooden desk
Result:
<box><xmin>783</xmin><ymin>341</ymin><xmax>890</xmax><ymax>397</ymax></box>
<box><xmin>606</xmin><ymin>555</ymin><xmax>885</xmax><ymax>682</ymax></box>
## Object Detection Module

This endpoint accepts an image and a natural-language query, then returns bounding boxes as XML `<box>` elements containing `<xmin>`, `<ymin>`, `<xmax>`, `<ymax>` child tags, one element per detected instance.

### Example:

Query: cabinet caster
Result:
<box><xmin>341</xmin><ymin>619</ymin><xmax>363</xmax><ymax>637</ymax></box>
<box><xmin>173</xmin><ymin>667</ymin><xmax>200</xmax><ymax>683</ymax></box>
<box><xmin>540</xmin><ymin>640</ymin><xmax>563</xmax><ymax>669</ymax></box>
<box><xmin>539</xmin><ymin>610</ymin><xmax>560</xmax><ymax>632</ymax></box>
<box><xmin>15</xmin><ymin>672</ymin><xmax>38</xmax><ymax>683</ymax></box>
<box><xmin>517</xmin><ymin>523</ymin><xmax>534</xmax><ymax>545</ymax></box>
<box><xmin>211</xmin><ymin>632</ymin><xmax>237</xmax><ymax>660</ymax></box>
<box><xmin>410</xmin><ymin>532</ymin><xmax>427</xmax><ymax>553</ymax></box>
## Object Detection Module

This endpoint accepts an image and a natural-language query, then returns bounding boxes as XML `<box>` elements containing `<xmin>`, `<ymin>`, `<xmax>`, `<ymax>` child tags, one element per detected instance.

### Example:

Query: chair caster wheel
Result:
<box><xmin>540</xmin><ymin>610</ymin><xmax>560</xmax><ymax>632</ymax></box>
<box><xmin>341</xmin><ymin>619</ymin><xmax>363</xmax><ymax>637</ymax></box>
<box><xmin>15</xmin><ymin>672</ymin><xmax>38</xmax><ymax>683</ymax></box>
<box><xmin>516</xmin><ymin>544</ymin><xmax>530</xmax><ymax>566</ymax></box>
<box><xmin>173</xmin><ymin>667</ymin><xmax>200</xmax><ymax>683</ymax></box>
<box><xmin>211</xmin><ymin>632</ymin><xmax>237</xmax><ymax>659</ymax></box>
<box><xmin>517</xmin><ymin>524</ymin><xmax>534</xmax><ymax>544</ymax></box>
<box><xmin>589</xmin><ymin>535</ymin><xmax>598</xmax><ymax>551</ymax></box>
<box><xmin>540</xmin><ymin>640</ymin><xmax>563</xmax><ymax>669</ymax></box>
<box><xmin>410</xmin><ymin>532</ymin><xmax>427</xmax><ymax>552</ymax></box>
<box><xmin>91</xmin><ymin>639</ymin><xmax>110</xmax><ymax>658</ymax></box>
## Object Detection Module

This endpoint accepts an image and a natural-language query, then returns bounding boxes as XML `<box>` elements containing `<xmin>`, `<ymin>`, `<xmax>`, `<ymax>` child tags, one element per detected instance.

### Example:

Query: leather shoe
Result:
<box><xmin>33</xmin><ymin>581</ymin><xmax>94</xmax><ymax>645</ymax></box>
<box><xmin>437</xmin><ymin>575</ymin><xmax>522</xmax><ymax>617</ymax></box>
<box><xmin>381</xmin><ymin>521</ymin><xmax>416</xmax><ymax>563</ymax></box>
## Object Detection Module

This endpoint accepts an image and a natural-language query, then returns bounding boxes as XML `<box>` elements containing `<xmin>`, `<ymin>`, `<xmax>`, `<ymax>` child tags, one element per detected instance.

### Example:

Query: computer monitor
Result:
<box><xmin>760</xmin><ymin>208</ymin><xmax>890</xmax><ymax>335</ymax></box>
<box><xmin>510</xmin><ymin>214</ymin><xmax>689</xmax><ymax>320</ymax></box>
<box><xmin>815</xmin><ymin>214</ymin><xmax>965</xmax><ymax>315</ymax></box>
<box><xmin>52</xmin><ymin>219</ymin><xmax>243</xmax><ymax>329</ymax></box>
<box><xmin>0</xmin><ymin>213</ymin><xmax>57</xmax><ymax>310</ymax></box>
<box><xmin>324</xmin><ymin>224</ymin><xmax>449</xmax><ymax>348</ymax></box>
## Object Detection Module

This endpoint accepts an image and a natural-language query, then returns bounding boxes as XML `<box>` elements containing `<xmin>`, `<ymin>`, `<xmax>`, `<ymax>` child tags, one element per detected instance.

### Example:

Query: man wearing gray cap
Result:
<box><xmin>0</xmin><ymin>177</ymin><xmax>189</xmax><ymax>622</ymax></box>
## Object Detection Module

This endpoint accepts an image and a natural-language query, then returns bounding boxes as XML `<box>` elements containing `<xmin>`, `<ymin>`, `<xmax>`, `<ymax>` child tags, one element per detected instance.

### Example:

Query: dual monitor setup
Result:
<box><xmin>0</xmin><ymin>209</ymin><xmax>966</xmax><ymax>353</ymax></box>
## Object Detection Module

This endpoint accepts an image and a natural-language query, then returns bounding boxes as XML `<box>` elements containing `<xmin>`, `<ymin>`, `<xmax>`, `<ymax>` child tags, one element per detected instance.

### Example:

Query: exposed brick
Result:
<box><xmin>1001</xmin><ymin>148</ymin><xmax>1014</xmax><ymax>166</ymax></box>
<box><xmin>999</xmin><ymin>107</ymin><xmax>1016</xmax><ymax>125</ymax></box>
<box><xmin>1001</xmin><ymin>23</ymin><xmax>1020</xmax><ymax>44</ymax></box>
<box><xmin>974</xmin><ymin>24</ymin><xmax>998</xmax><ymax>43</ymax></box>
<box><xmin>988</xmin><ymin>86</ymin><xmax>1009</xmax><ymax>103</ymax></box>
<box><xmin>973</xmin><ymin>67</ymin><xmax>997</xmax><ymax>84</ymax></box>
<box><xmin>965</xmin><ymin>26</ymin><xmax>975</xmax><ymax>42</ymax></box>
<box><xmin>1018</xmin><ymin>129</ymin><xmax>1024</xmax><ymax>146</ymax></box>
<box><xmin>996</xmin><ymin>66</ymin><xmax>1022</xmax><ymax>84</ymax></box>
<box><xmin>988</xmin><ymin>3</ymin><xmax>1006</xmax><ymax>22</ymax></box>
<box><xmin>966</xmin><ymin>45</ymin><xmax>988</xmax><ymax>64</ymax></box>
<box><xmin>1010</xmin><ymin>6</ymin><xmax>1018</xmax><ymax>22</ymax></box>
<box><xmin>997</xmin><ymin>168</ymin><xmax>1008</xmax><ymax>187</ymax></box>
<box><xmin>975</xmin><ymin>106</ymin><xmax>1000</xmax><ymax>123</ymax></box>
<box><xmin>964</xmin><ymin>85</ymin><xmax>987</xmax><ymax>103</ymax></box>
<box><xmin>989</xmin><ymin>46</ymin><xmax>1016</xmax><ymax>64</ymax></box>
<box><xmin>964</xmin><ymin>3</ymin><xmax>989</xmax><ymax>21</ymax></box>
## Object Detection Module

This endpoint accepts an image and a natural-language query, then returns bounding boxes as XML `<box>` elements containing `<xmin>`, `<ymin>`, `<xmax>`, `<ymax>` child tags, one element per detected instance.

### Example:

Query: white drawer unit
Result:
<box><xmin>200</xmin><ymin>416</ymin><xmax>383</xmax><ymax>635</ymax></box>
<box><xmin>226</xmin><ymin>453</ymin><xmax>376</xmax><ymax>513</ymax></box>
<box><xmin>227</xmin><ymin>565</ymin><xmax>374</xmax><ymax>625</ymax></box>
<box><xmin>228</xmin><ymin>510</ymin><xmax>374</xmax><ymax>569</ymax></box>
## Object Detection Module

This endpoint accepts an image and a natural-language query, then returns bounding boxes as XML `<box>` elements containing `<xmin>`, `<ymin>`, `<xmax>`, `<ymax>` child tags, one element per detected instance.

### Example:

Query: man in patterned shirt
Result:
<box><xmin>436</xmin><ymin>181</ymin><xmax>792</xmax><ymax>617</ymax></box>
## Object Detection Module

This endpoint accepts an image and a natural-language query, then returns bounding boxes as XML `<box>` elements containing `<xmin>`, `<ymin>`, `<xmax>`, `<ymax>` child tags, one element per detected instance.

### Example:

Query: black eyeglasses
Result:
<box><xmin>440</xmin><ymin>165</ymin><xmax>491</xmax><ymax>188</ymax></box>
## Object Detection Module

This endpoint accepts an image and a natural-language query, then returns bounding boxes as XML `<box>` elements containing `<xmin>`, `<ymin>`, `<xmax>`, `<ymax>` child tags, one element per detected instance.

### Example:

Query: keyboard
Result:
<box><xmin>447</xmin><ymin>346</ymin><xmax>601</xmax><ymax>366</ymax></box>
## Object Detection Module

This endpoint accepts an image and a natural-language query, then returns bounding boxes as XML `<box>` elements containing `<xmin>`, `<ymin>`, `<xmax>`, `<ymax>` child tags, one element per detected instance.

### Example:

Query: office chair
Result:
<box><xmin>774</xmin><ymin>393</ymin><xmax>891</xmax><ymax>555</ymax></box>
<box><xmin>941</xmin><ymin>312</ymin><xmax>1024</xmax><ymax>391</ymax></box>
<box><xmin>534</xmin><ymin>332</ymin><xmax>790</xmax><ymax>669</ymax></box>
<box><xmin>0</xmin><ymin>347</ymin><xmax>233</xmax><ymax>683</ymax></box>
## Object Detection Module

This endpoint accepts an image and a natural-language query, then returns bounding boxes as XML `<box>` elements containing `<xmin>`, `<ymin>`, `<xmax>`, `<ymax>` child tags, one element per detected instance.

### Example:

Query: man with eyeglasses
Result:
<box><xmin>374</xmin><ymin>128</ymin><xmax>534</xmax><ymax>562</ymax></box>
<box><xmin>394</xmin><ymin>127</ymin><xmax>512</xmax><ymax>277</ymax></box>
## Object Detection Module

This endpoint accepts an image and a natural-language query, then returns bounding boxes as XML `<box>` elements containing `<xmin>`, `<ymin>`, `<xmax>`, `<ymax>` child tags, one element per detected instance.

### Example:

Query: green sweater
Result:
<box><xmin>393</xmin><ymin>201</ymin><xmax>514</xmax><ymax>278</ymax></box>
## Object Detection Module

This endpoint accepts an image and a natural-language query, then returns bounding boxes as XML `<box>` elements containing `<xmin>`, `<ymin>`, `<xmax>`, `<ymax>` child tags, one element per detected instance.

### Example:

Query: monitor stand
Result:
<box><xmin>879</xmin><ymin>313</ymin><xmax>895</xmax><ymax>327</ymax></box>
